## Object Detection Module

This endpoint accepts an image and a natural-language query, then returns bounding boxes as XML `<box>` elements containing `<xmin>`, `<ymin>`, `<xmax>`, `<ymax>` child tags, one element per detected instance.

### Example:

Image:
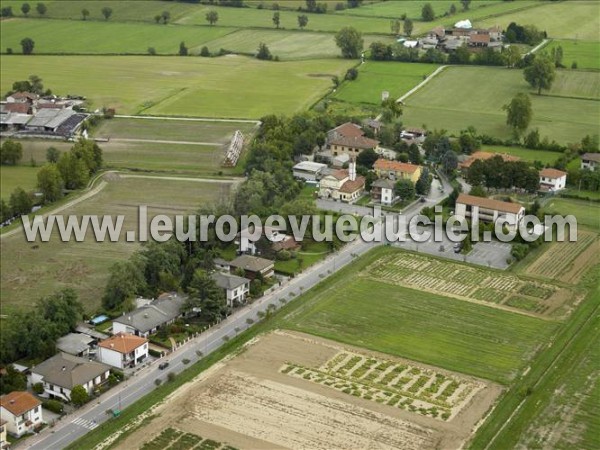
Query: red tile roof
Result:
<box><xmin>4</xmin><ymin>103</ymin><xmax>30</xmax><ymax>114</ymax></box>
<box><xmin>470</xmin><ymin>34</ymin><xmax>491</xmax><ymax>44</ymax></box>
<box><xmin>327</xmin><ymin>169</ymin><xmax>348</xmax><ymax>180</ymax></box>
<box><xmin>339</xmin><ymin>176</ymin><xmax>365</xmax><ymax>194</ymax></box>
<box><xmin>98</xmin><ymin>333</ymin><xmax>147</xmax><ymax>354</ymax></box>
<box><xmin>332</xmin><ymin>122</ymin><xmax>364</xmax><ymax>138</ymax></box>
<box><xmin>10</xmin><ymin>91</ymin><xmax>38</xmax><ymax>100</ymax></box>
<box><xmin>0</xmin><ymin>391</ymin><xmax>41</xmax><ymax>416</ymax></box>
<box><xmin>539</xmin><ymin>168</ymin><xmax>566</xmax><ymax>179</ymax></box>
<box><xmin>374</xmin><ymin>159</ymin><xmax>421</xmax><ymax>174</ymax></box>
<box><xmin>329</xmin><ymin>135</ymin><xmax>379</xmax><ymax>150</ymax></box>
<box><xmin>457</xmin><ymin>193</ymin><xmax>524</xmax><ymax>214</ymax></box>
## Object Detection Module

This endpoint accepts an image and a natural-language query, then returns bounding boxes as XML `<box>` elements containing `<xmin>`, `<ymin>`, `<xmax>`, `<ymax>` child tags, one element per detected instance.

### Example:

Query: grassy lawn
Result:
<box><xmin>334</xmin><ymin>61</ymin><xmax>439</xmax><ymax>105</ymax></box>
<box><xmin>402</xmin><ymin>66</ymin><xmax>600</xmax><ymax>145</ymax></box>
<box><xmin>474</xmin><ymin>0</ymin><xmax>600</xmax><ymax>41</ymax></box>
<box><xmin>545</xmin><ymin>40</ymin><xmax>600</xmax><ymax>71</ymax></box>
<box><xmin>545</xmin><ymin>197</ymin><xmax>600</xmax><ymax>231</ymax></box>
<box><xmin>484</xmin><ymin>145</ymin><xmax>562</xmax><ymax>165</ymax></box>
<box><xmin>0</xmin><ymin>165</ymin><xmax>39</xmax><ymax>200</ymax></box>
<box><xmin>0</xmin><ymin>18</ymin><xmax>235</xmax><ymax>55</ymax></box>
<box><xmin>0</xmin><ymin>177</ymin><xmax>232</xmax><ymax>315</ymax></box>
<box><xmin>280</xmin><ymin>247</ymin><xmax>558</xmax><ymax>384</ymax></box>
<box><xmin>202</xmin><ymin>28</ymin><xmax>393</xmax><ymax>60</ymax></box>
<box><xmin>0</xmin><ymin>55</ymin><xmax>352</xmax><ymax>118</ymax></box>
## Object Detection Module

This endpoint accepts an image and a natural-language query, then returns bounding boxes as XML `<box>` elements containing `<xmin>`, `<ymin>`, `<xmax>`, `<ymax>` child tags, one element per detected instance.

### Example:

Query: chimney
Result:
<box><xmin>349</xmin><ymin>159</ymin><xmax>356</xmax><ymax>181</ymax></box>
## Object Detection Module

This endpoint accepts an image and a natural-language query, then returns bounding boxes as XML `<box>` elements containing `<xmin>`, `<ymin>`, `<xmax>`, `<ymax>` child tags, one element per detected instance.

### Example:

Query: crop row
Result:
<box><xmin>526</xmin><ymin>232</ymin><xmax>596</xmax><ymax>278</ymax></box>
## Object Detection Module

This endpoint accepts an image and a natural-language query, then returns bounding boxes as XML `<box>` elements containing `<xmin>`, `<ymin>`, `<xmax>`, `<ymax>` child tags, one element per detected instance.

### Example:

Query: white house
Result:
<box><xmin>31</xmin><ymin>353</ymin><xmax>111</xmax><ymax>402</ymax></box>
<box><xmin>236</xmin><ymin>225</ymin><xmax>288</xmax><ymax>255</ymax></box>
<box><xmin>318</xmin><ymin>161</ymin><xmax>365</xmax><ymax>203</ymax></box>
<box><xmin>581</xmin><ymin>153</ymin><xmax>600</xmax><ymax>171</ymax></box>
<box><xmin>539</xmin><ymin>168</ymin><xmax>567</xmax><ymax>192</ymax></box>
<box><xmin>0</xmin><ymin>418</ymin><xmax>7</xmax><ymax>449</ymax></box>
<box><xmin>98</xmin><ymin>333</ymin><xmax>148</xmax><ymax>369</ymax></box>
<box><xmin>212</xmin><ymin>272</ymin><xmax>251</xmax><ymax>307</ymax></box>
<box><xmin>112</xmin><ymin>293</ymin><xmax>185</xmax><ymax>338</ymax></box>
<box><xmin>455</xmin><ymin>193</ymin><xmax>525</xmax><ymax>232</ymax></box>
<box><xmin>371</xmin><ymin>179</ymin><xmax>396</xmax><ymax>206</ymax></box>
<box><xmin>292</xmin><ymin>161</ymin><xmax>327</xmax><ymax>182</ymax></box>
<box><xmin>0</xmin><ymin>391</ymin><xmax>43</xmax><ymax>438</ymax></box>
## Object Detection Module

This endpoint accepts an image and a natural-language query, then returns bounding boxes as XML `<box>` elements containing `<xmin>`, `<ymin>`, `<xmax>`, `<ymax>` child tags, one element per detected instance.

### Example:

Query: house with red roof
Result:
<box><xmin>455</xmin><ymin>193</ymin><xmax>525</xmax><ymax>232</ymax></box>
<box><xmin>0</xmin><ymin>391</ymin><xmax>43</xmax><ymax>437</ymax></box>
<box><xmin>539</xmin><ymin>168</ymin><xmax>567</xmax><ymax>192</ymax></box>
<box><xmin>319</xmin><ymin>161</ymin><xmax>365</xmax><ymax>203</ymax></box>
<box><xmin>326</xmin><ymin>122</ymin><xmax>379</xmax><ymax>158</ymax></box>
<box><xmin>373</xmin><ymin>159</ymin><xmax>422</xmax><ymax>183</ymax></box>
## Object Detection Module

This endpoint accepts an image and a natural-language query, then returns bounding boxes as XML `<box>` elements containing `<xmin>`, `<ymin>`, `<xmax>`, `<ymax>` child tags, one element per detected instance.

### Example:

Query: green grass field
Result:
<box><xmin>334</xmin><ymin>61</ymin><xmax>439</xmax><ymax>105</ymax></box>
<box><xmin>0</xmin><ymin>18</ymin><xmax>236</xmax><ymax>55</ymax></box>
<box><xmin>545</xmin><ymin>198</ymin><xmax>600</xmax><ymax>231</ymax></box>
<box><xmin>0</xmin><ymin>55</ymin><xmax>352</xmax><ymax>118</ymax></box>
<box><xmin>280</xmin><ymin>247</ymin><xmax>557</xmax><ymax>384</ymax></box>
<box><xmin>474</xmin><ymin>1</ymin><xmax>600</xmax><ymax>41</ymax></box>
<box><xmin>0</xmin><ymin>176</ymin><xmax>232</xmax><ymax>314</ymax></box>
<box><xmin>402</xmin><ymin>66</ymin><xmax>600</xmax><ymax>145</ymax></box>
<box><xmin>0</xmin><ymin>165</ymin><xmax>39</xmax><ymax>200</ymax></box>
<box><xmin>545</xmin><ymin>39</ymin><xmax>600</xmax><ymax>71</ymax></box>
<box><xmin>484</xmin><ymin>145</ymin><xmax>562</xmax><ymax>165</ymax></box>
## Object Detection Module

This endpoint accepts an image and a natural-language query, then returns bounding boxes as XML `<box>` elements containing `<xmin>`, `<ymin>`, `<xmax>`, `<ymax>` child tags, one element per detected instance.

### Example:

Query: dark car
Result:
<box><xmin>158</xmin><ymin>362</ymin><xmax>169</xmax><ymax>370</ymax></box>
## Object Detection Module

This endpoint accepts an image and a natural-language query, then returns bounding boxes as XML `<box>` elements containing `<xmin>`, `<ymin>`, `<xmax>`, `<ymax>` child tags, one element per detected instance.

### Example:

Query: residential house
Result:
<box><xmin>5</xmin><ymin>92</ymin><xmax>38</xmax><ymax>104</ymax></box>
<box><xmin>30</xmin><ymin>353</ymin><xmax>110</xmax><ymax>402</ymax></box>
<box><xmin>455</xmin><ymin>193</ymin><xmax>525</xmax><ymax>231</ymax></box>
<box><xmin>469</xmin><ymin>33</ymin><xmax>490</xmax><ymax>47</ymax></box>
<box><xmin>229</xmin><ymin>255</ymin><xmax>274</xmax><ymax>280</ymax></box>
<box><xmin>319</xmin><ymin>161</ymin><xmax>365</xmax><ymax>202</ymax></box>
<box><xmin>581</xmin><ymin>153</ymin><xmax>600</xmax><ymax>171</ymax></box>
<box><xmin>539</xmin><ymin>168</ymin><xmax>567</xmax><ymax>192</ymax></box>
<box><xmin>214</xmin><ymin>258</ymin><xmax>231</xmax><ymax>272</ymax></box>
<box><xmin>56</xmin><ymin>333</ymin><xmax>95</xmax><ymax>357</ymax></box>
<box><xmin>326</xmin><ymin>122</ymin><xmax>379</xmax><ymax>157</ymax></box>
<box><xmin>0</xmin><ymin>391</ymin><xmax>43</xmax><ymax>438</ymax></box>
<box><xmin>292</xmin><ymin>161</ymin><xmax>327</xmax><ymax>182</ymax></box>
<box><xmin>97</xmin><ymin>333</ymin><xmax>149</xmax><ymax>369</ymax></box>
<box><xmin>373</xmin><ymin>159</ymin><xmax>422</xmax><ymax>183</ymax></box>
<box><xmin>236</xmin><ymin>225</ymin><xmax>296</xmax><ymax>255</ymax></box>
<box><xmin>371</xmin><ymin>179</ymin><xmax>397</xmax><ymax>206</ymax></box>
<box><xmin>211</xmin><ymin>272</ymin><xmax>251</xmax><ymax>307</ymax></box>
<box><xmin>458</xmin><ymin>151</ymin><xmax>520</xmax><ymax>171</ymax></box>
<box><xmin>0</xmin><ymin>419</ymin><xmax>7</xmax><ymax>449</ymax></box>
<box><xmin>112</xmin><ymin>293</ymin><xmax>186</xmax><ymax>338</ymax></box>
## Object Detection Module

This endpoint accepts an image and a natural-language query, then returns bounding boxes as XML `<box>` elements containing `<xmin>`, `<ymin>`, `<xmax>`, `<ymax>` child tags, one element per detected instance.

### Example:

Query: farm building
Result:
<box><xmin>31</xmin><ymin>353</ymin><xmax>111</xmax><ymax>402</ymax></box>
<box><xmin>98</xmin><ymin>333</ymin><xmax>149</xmax><ymax>369</ymax></box>
<box><xmin>229</xmin><ymin>255</ymin><xmax>275</xmax><ymax>280</ymax></box>
<box><xmin>581</xmin><ymin>153</ymin><xmax>600</xmax><ymax>171</ymax></box>
<box><xmin>112</xmin><ymin>293</ymin><xmax>186</xmax><ymax>338</ymax></box>
<box><xmin>0</xmin><ymin>391</ymin><xmax>43</xmax><ymax>438</ymax></box>
<box><xmin>373</xmin><ymin>159</ymin><xmax>422</xmax><ymax>183</ymax></box>
<box><xmin>327</xmin><ymin>122</ymin><xmax>379</xmax><ymax>157</ymax></box>
<box><xmin>455</xmin><ymin>193</ymin><xmax>525</xmax><ymax>231</ymax></box>
<box><xmin>319</xmin><ymin>161</ymin><xmax>365</xmax><ymax>203</ymax></box>
<box><xmin>539</xmin><ymin>168</ymin><xmax>567</xmax><ymax>192</ymax></box>
<box><xmin>292</xmin><ymin>161</ymin><xmax>327</xmax><ymax>182</ymax></box>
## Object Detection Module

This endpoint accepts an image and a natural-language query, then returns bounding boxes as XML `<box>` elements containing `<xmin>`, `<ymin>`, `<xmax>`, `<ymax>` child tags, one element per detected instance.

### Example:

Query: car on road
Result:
<box><xmin>453</xmin><ymin>243</ymin><xmax>463</xmax><ymax>253</ymax></box>
<box><xmin>158</xmin><ymin>362</ymin><xmax>170</xmax><ymax>370</ymax></box>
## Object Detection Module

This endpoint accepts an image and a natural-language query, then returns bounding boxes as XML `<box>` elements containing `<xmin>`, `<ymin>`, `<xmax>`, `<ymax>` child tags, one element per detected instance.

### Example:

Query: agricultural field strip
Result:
<box><xmin>364</xmin><ymin>252</ymin><xmax>571</xmax><ymax>317</ymax></box>
<box><xmin>140</xmin><ymin>427</ymin><xmax>234</xmax><ymax>450</ymax></box>
<box><xmin>524</xmin><ymin>231</ymin><xmax>598</xmax><ymax>281</ymax></box>
<box><xmin>281</xmin><ymin>350</ymin><xmax>484</xmax><ymax>421</ymax></box>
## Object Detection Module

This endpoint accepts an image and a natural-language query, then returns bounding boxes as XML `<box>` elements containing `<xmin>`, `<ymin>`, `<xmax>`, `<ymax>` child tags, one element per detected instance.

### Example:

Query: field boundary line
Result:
<box><xmin>109</xmin><ymin>138</ymin><xmax>223</xmax><ymax>146</ymax></box>
<box><xmin>114</xmin><ymin>115</ymin><xmax>261</xmax><ymax>124</ymax></box>
<box><xmin>118</xmin><ymin>174</ymin><xmax>243</xmax><ymax>184</ymax></box>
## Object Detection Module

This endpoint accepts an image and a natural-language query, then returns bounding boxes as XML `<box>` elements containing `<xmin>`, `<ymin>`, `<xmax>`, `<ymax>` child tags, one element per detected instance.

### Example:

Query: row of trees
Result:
<box><xmin>0</xmin><ymin>2</ymin><xmax>46</xmax><ymax>17</ymax></box>
<box><xmin>465</xmin><ymin>155</ymin><xmax>540</xmax><ymax>193</ymax></box>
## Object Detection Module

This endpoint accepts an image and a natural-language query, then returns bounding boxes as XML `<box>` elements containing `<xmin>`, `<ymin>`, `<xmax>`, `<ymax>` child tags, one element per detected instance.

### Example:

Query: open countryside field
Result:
<box><xmin>334</xmin><ymin>61</ymin><xmax>440</xmax><ymax>105</ymax></box>
<box><xmin>1</xmin><ymin>55</ymin><xmax>352</xmax><ymax>118</ymax></box>
<box><xmin>280</xmin><ymin>248</ymin><xmax>557</xmax><ymax>384</ymax></box>
<box><xmin>474</xmin><ymin>0</ymin><xmax>600</xmax><ymax>41</ymax></box>
<box><xmin>0</xmin><ymin>18</ymin><xmax>236</xmax><ymax>55</ymax></box>
<box><xmin>485</xmin><ymin>145</ymin><xmax>563</xmax><ymax>165</ymax></box>
<box><xmin>0</xmin><ymin>165</ymin><xmax>39</xmax><ymax>201</ymax></box>
<box><xmin>0</xmin><ymin>176</ymin><xmax>233</xmax><ymax>314</ymax></box>
<box><xmin>113</xmin><ymin>331</ymin><xmax>502</xmax><ymax>450</ymax></box>
<box><xmin>545</xmin><ymin>39</ymin><xmax>600</xmax><ymax>71</ymax></box>
<box><xmin>545</xmin><ymin>198</ymin><xmax>600</xmax><ymax>231</ymax></box>
<box><xmin>402</xmin><ymin>66</ymin><xmax>600</xmax><ymax>144</ymax></box>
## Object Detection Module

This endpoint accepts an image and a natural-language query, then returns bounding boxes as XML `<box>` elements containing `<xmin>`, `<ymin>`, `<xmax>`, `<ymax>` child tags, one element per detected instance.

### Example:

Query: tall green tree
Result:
<box><xmin>185</xmin><ymin>269</ymin><xmax>227</xmax><ymax>322</ymax></box>
<box><xmin>297</xmin><ymin>14</ymin><xmax>308</xmax><ymax>29</ymax></box>
<box><xmin>46</xmin><ymin>146</ymin><xmax>60</xmax><ymax>163</ymax></box>
<box><xmin>102</xmin><ymin>259</ymin><xmax>146</xmax><ymax>311</ymax></box>
<box><xmin>0</xmin><ymin>140</ymin><xmax>23</xmax><ymax>165</ymax></box>
<box><xmin>272</xmin><ymin>11</ymin><xmax>280</xmax><ymax>28</ymax></box>
<box><xmin>38</xmin><ymin>288</ymin><xmax>83</xmax><ymax>338</ymax></box>
<box><xmin>395</xmin><ymin>179</ymin><xmax>415</xmax><ymax>200</ymax></box>
<box><xmin>504</xmin><ymin>45</ymin><xmax>521</xmax><ymax>68</ymax></box>
<box><xmin>256</xmin><ymin>42</ymin><xmax>273</xmax><ymax>60</ymax></box>
<box><xmin>441</xmin><ymin>150</ymin><xmax>458</xmax><ymax>174</ymax></box>
<box><xmin>37</xmin><ymin>163</ymin><xmax>63</xmax><ymax>203</ymax></box>
<box><xmin>70</xmin><ymin>385</ymin><xmax>89</xmax><ymax>406</ymax></box>
<box><xmin>334</xmin><ymin>26</ymin><xmax>363</xmax><ymax>59</ymax></box>
<box><xmin>0</xmin><ymin>199</ymin><xmax>11</xmax><ymax>223</ymax></box>
<box><xmin>403</xmin><ymin>18</ymin><xmax>413</xmax><ymax>36</ymax></box>
<box><xmin>20</xmin><ymin>37</ymin><xmax>35</xmax><ymax>55</ymax></box>
<box><xmin>415</xmin><ymin>168</ymin><xmax>431</xmax><ymax>195</ymax></box>
<box><xmin>21</xmin><ymin>2</ymin><xmax>30</xmax><ymax>16</ymax></box>
<box><xmin>205</xmin><ymin>10</ymin><xmax>218</xmax><ymax>25</ymax></box>
<box><xmin>101</xmin><ymin>6</ymin><xmax>112</xmax><ymax>20</ymax></box>
<box><xmin>460</xmin><ymin>0</ymin><xmax>471</xmax><ymax>10</ymax></box>
<box><xmin>0</xmin><ymin>365</ymin><xmax>27</xmax><ymax>394</ymax></box>
<box><xmin>504</xmin><ymin>93</ymin><xmax>532</xmax><ymax>137</ymax></box>
<box><xmin>81</xmin><ymin>8</ymin><xmax>89</xmax><ymax>20</ymax></box>
<box><xmin>421</xmin><ymin>3</ymin><xmax>434</xmax><ymax>21</ymax></box>
<box><xmin>161</xmin><ymin>10</ymin><xmax>170</xmax><ymax>24</ymax></box>
<box><xmin>524</xmin><ymin>55</ymin><xmax>556</xmax><ymax>95</ymax></box>
<box><xmin>35</xmin><ymin>2</ymin><xmax>46</xmax><ymax>15</ymax></box>
<box><xmin>179</xmin><ymin>41</ymin><xmax>188</xmax><ymax>56</ymax></box>
<box><xmin>9</xmin><ymin>187</ymin><xmax>32</xmax><ymax>216</ymax></box>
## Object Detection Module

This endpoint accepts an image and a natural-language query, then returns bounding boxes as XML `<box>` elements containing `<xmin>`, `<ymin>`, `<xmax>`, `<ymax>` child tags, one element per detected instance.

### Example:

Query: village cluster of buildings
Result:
<box><xmin>0</xmin><ymin>91</ymin><xmax>87</xmax><ymax>139</ymax></box>
<box><xmin>400</xmin><ymin>21</ymin><xmax>504</xmax><ymax>52</ymax></box>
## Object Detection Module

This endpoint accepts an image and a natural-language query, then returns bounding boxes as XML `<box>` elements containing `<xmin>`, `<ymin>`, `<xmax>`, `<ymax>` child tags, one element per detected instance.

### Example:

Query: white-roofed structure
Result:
<box><xmin>455</xmin><ymin>19</ymin><xmax>472</xmax><ymax>29</ymax></box>
<box><xmin>292</xmin><ymin>161</ymin><xmax>327</xmax><ymax>181</ymax></box>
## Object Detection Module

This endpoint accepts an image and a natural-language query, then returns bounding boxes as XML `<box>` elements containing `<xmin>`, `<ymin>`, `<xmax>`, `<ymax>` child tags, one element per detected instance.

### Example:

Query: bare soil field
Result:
<box><xmin>114</xmin><ymin>331</ymin><xmax>501</xmax><ymax>450</ymax></box>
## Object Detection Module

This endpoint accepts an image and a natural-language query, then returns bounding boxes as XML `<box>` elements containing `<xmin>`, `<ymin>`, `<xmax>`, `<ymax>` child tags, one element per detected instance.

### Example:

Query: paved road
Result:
<box><xmin>22</xmin><ymin>177</ymin><xmax>451</xmax><ymax>450</ymax></box>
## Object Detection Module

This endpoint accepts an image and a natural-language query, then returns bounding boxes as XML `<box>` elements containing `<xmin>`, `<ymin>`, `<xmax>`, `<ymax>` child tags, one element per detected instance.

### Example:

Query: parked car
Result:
<box><xmin>159</xmin><ymin>362</ymin><xmax>170</xmax><ymax>370</ymax></box>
